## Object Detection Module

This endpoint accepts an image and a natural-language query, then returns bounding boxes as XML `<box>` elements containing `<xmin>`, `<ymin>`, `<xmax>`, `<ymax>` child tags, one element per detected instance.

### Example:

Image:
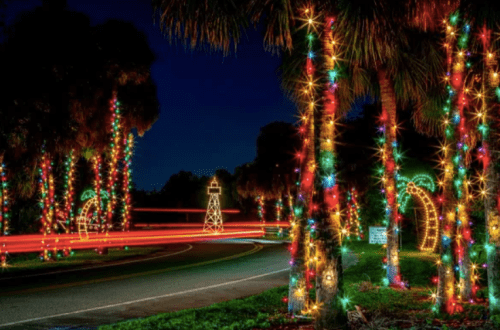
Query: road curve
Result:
<box><xmin>0</xmin><ymin>242</ymin><xmax>290</xmax><ymax>330</ymax></box>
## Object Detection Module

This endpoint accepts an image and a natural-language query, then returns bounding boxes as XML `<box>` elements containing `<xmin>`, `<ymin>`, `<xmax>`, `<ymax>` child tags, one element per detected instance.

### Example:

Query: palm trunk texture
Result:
<box><xmin>378</xmin><ymin>69</ymin><xmax>399</xmax><ymax>284</ymax></box>
<box><xmin>436</xmin><ymin>144</ymin><xmax>457</xmax><ymax>313</ymax></box>
<box><xmin>288</xmin><ymin>91</ymin><xmax>315</xmax><ymax>315</ymax></box>
<box><xmin>484</xmin><ymin>135</ymin><xmax>500</xmax><ymax>316</ymax></box>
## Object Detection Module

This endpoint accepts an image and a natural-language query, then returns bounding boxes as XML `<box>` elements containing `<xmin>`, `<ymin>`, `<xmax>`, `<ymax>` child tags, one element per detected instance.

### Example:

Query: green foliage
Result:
<box><xmin>99</xmin><ymin>286</ymin><xmax>291</xmax><ymax>330</ymax></box>
<box><xmin>491</xmin><ymin>314</ymin><xmax>500</xmax><ymax>326</ymax></box>
<box><xmin>400</xmin><ymin>257</ymin><xmax>436</xmax><ymax>286</ymax></box>
<box><xmin>346</xmin><ymin>285</ymin><xmax>431</xmax><ymax>313</ymax></box>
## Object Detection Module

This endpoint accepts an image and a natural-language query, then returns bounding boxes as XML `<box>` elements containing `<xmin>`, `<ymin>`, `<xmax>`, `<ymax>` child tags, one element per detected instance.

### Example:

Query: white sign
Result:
<box><xmin>369</xmin><ymin>226</ymin><xmax>387</xmax><ymax>244</ymax></box>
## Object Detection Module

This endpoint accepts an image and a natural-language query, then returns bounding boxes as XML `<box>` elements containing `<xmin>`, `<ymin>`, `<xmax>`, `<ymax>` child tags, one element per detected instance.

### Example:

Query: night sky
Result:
<box><xmin>5</xmin><ymin>0</ymin><xmax>439</xmax><ymax>193</ymax></box>
<box><xmin>5</xmin><ymin>0</ymin><xmax>297</xmax><ymax>191</ymax></box>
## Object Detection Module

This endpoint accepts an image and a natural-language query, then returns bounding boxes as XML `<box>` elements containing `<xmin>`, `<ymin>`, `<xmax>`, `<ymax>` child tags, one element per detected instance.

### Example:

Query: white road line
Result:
<box><xmin>0</xmin><ymin>267</ymin><xmax>291</xmax><ymax>328</ymax></box>
<box><xmin>0</xmin><ymin>244</ymin><xmax>193</xmax><ymax>281</ymax></box>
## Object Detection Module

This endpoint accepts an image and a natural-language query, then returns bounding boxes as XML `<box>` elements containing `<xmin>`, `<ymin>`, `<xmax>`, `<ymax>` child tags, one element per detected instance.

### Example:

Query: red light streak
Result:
<box><xmin>133</xmin><ymin>208</ymin><xmax>240</xmax><ymax>214</ymax></box>
<box><xmin>133</xmin><ymin>222</ymin><xmax>291</xmax><ymax>228</ymax></box>
<box><xmin>0</xmin><ymin>228</ymin><xmax>264</xmax><ymax>254</ymax></box>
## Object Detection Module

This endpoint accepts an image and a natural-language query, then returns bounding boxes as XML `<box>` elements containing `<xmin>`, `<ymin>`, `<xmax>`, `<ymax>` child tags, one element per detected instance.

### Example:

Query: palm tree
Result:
<box><xmin>330</xmin><ymin>0</ymin><xmax>445</xmax><ymax>287</ymax></box>
<box><xmin>153</xmin><ymin>1</ymin><xmax>447</xmax><ymax>327</ymax></box>
<box><xmin>453</xmin><ymin>0</ymin><xmax>500</xmax><ymax>317</ymax></box>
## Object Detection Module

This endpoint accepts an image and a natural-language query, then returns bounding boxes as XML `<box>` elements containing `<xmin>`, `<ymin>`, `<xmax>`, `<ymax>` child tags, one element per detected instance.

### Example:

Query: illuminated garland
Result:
<box><xmin>346</xmin><ymin>187</ymin><xmax>362</xmax><ymax>241</ymax></box>
<box><xmin>287</xmin><ymin>193</ymin><xmax>295</xmax><ymax>223</ymax></box>
<box><xmin>39</xmin><ymin>147</ymin><xmax>55</xmax><ymax>260</ymax></box>
<box><xmin>0</xmin><ymin>161</ymin><xmax>8</xmax><ymax>267</ymax></box>
<box><xmin>256</xmin><ymin>195</ymin><xmax>265</xmax><ymax>223</ymax></box>
<box><xmin>62</xmin><ymin>151</ymin><xmax>76</xmax><ymax>234</ymax></box>
<box><xmin>301</xmin><ymin>6</ymin><xmax>320</xmax><ymax>315</ymax></box>
<box><xmin>377</xmin><ymin>89</ymin><xmax>402</xmax><ymax>286</ymax></box>
<box><xmin>477</xmin><ymin>24</ymin><xmax>500</xmax><ymax>313</ymax></box>
<box><xmin>92</xmin><ymin>154</ymin><xmax>103</xmax><ymax>230</ymax></box>
<box><xmin>0</xmin><ymin>162</ymin><xmax>9</xmax><ymax>236</ymax></box>
<box><xmin>276</xmin><ymin>197</ymin><xmax>282</xmax><ymax>224</ymax></box>
<box><xmin>105</xmin><ymin>91</ymin><xmax>122</xmax><ymax>232</ymax></box>
<box><xmin>287</xmin><ymin>6</ymin><xmax>318</xmax><ymax>315</ymax></box>
<box><xmin>433</xmin><ymin>13</ymin><xmax>470</xmax><ymax>314</ymax></box>
<box><xmin>121</xmin><ymin>133</ymin><xmax>133</xmax><ymax>231</ymax></box>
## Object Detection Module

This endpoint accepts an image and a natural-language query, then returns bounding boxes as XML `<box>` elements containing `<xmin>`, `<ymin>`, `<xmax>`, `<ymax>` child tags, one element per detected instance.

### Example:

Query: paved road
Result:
<box><xmin>0</xmin><ymin>241</ymin><xmax>290</xmax><ymax>330</ymax></box>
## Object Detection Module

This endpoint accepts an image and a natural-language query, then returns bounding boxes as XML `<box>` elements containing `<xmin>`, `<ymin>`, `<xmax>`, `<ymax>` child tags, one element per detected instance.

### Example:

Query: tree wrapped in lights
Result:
<box><xmin>121</xmin><ymin>133</ymin><xmax>133</xmax><ymax>231</ymax></box>
<box><xmin>92</xmin><ymin>154</ymin><xmax>103</xmax><ymax>231</ymax></box>
<box><xmin>0</xmin><ymin>162</ymin><xmax>9</xmax><ymax>236</ymax></box>
<box><xmin>105</xmin><ymin>91</ymin><xmax>122</xmax><ymax>232</ymax></box>
<box><xmin>39</xmin><ymin>146</ymin><xmax>56</xmax><ymax>261</ymax></box>
<box><xmin>0</xmin><ymin>162</ymin><xmax>9</xmax><ymax>267</ymax></box>
<box><xmin>346</xmin><ymin>187</ymin><xmax>362</xmax><ymax>241</ymax></box>
<box><xmin>287</xmin><ymin>6</ymin><xmax>317</xmax><ymax>315</ymax></box>
<box><xmin>470</xmin><ymin>10</ymin><xmax>500</xmax><ymax>316</ymax></box>
<box><xmin>434</xmin><ymin>12</ymin><xmax>463</xmax><ymax>314</ymax></box>
<box><xmin>276</xmin><ymin>197</ymin><xmax>282</xmax><ymax>223</ymax></box>
<box><xmin>256</xmin><ymin>195</ymin><xmax>265</xmax><ymax>224</ymax></box>
<box><xmin>62</xmin><ymin>151</ymin><xmax>76</xmax><ymax>234</ymax></box>
<box><xmin>312</xmin><ymin>13</ymin><xmax>347</xmax><ymax>328</ymax></box>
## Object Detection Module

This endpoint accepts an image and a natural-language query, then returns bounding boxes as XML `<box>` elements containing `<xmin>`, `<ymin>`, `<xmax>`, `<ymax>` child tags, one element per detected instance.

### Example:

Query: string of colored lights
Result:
<box><xmin>62</xmin><ymin>151</ymin><xmax>76</xmax><ymax>234</ymax></box>
<box><xmin>92</xmin><ymin>154</ymin><xmax>103</xmax><ymax>231</ymax></box>
<box><xmin>105</xmin><ymin>91</ymin><xmax>122</xmax><ymax>232</ymax></box>
<box><xmin>256</xmin><ymin>195</ymin><xmax>265</xmax><ymax>224</ymax></box>
<box><xmin>287</xmin><ymin>191</ymin><xmax>295</xmax><ymax>223</ymax></box>
<box><xmin>0</xmin><ymin>162</ymin><xmax>9</xmax><ymax>236</ymax></box>
<box><xmin>287</xmin><ymin>5</ymin><xmax>318</xmax><ymax>316</ymax></box>
<box><xmin>446</xmin><ymin>15</ymin><xmax>475</xmax><ymax>304</ymax></box>
<box><xmin>39</xmin><ymin>146</ymin><xmax>55</xmax><ymax>261</ymax></box>
<box><xmin>276</xmin><ymin>197</ymin><xmax>282</xmax><ymax>223</ymax></box>
<box><xmin>377</xmin><ymin>76</ymin><xmax>403</xmax><ymax>286</ymax></box>
<box><xmin>0</xmin><ymin>161</ymin><xmax>8</xmax><ymax>267</ymax></box>
<box><xmin>433</xmin><ymin>12</ymin><xmax>465</xmax><ymax>314</ymax></box>
<box><xmin>346</xmin><ymin>188</ymin><xmax>362</xmax><ymax>241</ymax></box>
<box><xmin>477</xmin><ymin>24</ymin><xmax>500</xmax><ymax>314</ymax></box>
<box><xmin>301</xmin><ymin>5</ymin><xmax>321</xmax><ymax>315</ymax></box>
<box><xmin>121</xmin><ymin>133</ymin><xmax>133</xmax><ymax>231</ymax></box>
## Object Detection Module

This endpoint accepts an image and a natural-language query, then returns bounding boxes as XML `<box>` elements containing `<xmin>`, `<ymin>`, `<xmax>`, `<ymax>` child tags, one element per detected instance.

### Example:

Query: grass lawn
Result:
<box><xmin>98</xmin><ymin>240</ymin><xmax>497</xmax><ymax>330</ymax></box>
<box><xmin>1</xmin><ymin>247</ymin><xmax>162</xmax><ymax>275</ymax></box>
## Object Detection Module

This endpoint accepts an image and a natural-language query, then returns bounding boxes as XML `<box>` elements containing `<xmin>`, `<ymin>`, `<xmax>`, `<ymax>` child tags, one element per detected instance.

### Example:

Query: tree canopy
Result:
<box><xmin>0</xmin><ymin>0</ymin><xmax>160</xmax><ymax>198</ymax></box>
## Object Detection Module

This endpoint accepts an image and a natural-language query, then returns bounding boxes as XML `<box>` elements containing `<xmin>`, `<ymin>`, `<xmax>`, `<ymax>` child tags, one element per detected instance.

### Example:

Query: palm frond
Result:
<box><xmin>153</xmin><ymin>0</ymin><xmax>250</xmax><ymax>55</ymax></box>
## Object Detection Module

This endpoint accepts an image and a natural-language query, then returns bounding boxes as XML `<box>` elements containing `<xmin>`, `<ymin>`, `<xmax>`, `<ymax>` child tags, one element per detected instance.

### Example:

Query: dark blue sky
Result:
<box><xmin>6</xmin><ymin>0</ymin><xmax>297</xmax><ymax>191</ymax></box>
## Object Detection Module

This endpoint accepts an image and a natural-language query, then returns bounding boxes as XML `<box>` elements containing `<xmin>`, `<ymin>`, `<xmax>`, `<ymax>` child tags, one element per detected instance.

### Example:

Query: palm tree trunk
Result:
<box><xmin>288</xmin><ymin>205</ymin><xmax>307</xmax><ymax>314</ymax></box>
<box><xmin>458</xmin><ymin>183</ymin><xmax>472</xmax><ymax>301</ymax></box>
<box><xmin>484</xmin><ymin>137</ymin><xmax>500</xmax><ymax>316</ymax></box>
<box><xmin>0</xmin><ymin>153</ymin><xmax>5</xmax><ymax>266</ymax></box>
<box><xmin>313</xmin><ymin>17</ymin><xmax>346</xmax><ymax>328</ymax></box>
<box><xmin>0</xmin><ymin>152</ymin><xmax>5</xmax><ymax>236</ymax></box>
<box><xmin>378</xmin><ymin>68</ymin><xmax>400</xmax><ymax>284</ymax></box>
<box><xmin>288</xmin><ymin>92</ymin><xmax>315</xmax><ymax>315</ymax></box>
<box><xmin>315</xmin><ymin>199</ymin><xmax>346</xmax><ymax>329</ymax></box>
<box><xmin>436</xmin><ymin>145</ymin><xmax>456</xmax><ymax>313</ymax></box>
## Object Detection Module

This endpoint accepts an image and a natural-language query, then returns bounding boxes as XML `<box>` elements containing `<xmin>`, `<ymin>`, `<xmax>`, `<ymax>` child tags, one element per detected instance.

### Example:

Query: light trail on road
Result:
<box><xmin>134</xmin><ymin>221</ymin><xmax>291</xmax><ymax>228</ymax></box>
<box><xmin>133</xmin><ymin>207</ymin><xmax>241</xmax><ymax>213</ymax></box>
<box><xmin>0</xmin><ymin>228</ymin><xmax>264</xmax><ymax>254</ymax></box>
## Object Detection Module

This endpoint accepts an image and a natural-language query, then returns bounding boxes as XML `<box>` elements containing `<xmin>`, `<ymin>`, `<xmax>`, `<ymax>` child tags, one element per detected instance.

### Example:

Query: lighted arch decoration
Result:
<box><xmin>77</xmin><ymin>189</ymin><xmax>109</xmax><ymax>239</ymax></box>
<box><xmin>397</xmin><ymin>174</ymin><xmax>439</xmax><ymax>252</ymax></box>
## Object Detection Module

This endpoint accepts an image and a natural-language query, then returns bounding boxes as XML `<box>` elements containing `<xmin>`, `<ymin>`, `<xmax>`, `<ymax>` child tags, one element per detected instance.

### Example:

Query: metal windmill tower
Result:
<box><xmin>203</xmin><ymin>177</ymin><xmax>224</xmax><ymax>233</ymax></box>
